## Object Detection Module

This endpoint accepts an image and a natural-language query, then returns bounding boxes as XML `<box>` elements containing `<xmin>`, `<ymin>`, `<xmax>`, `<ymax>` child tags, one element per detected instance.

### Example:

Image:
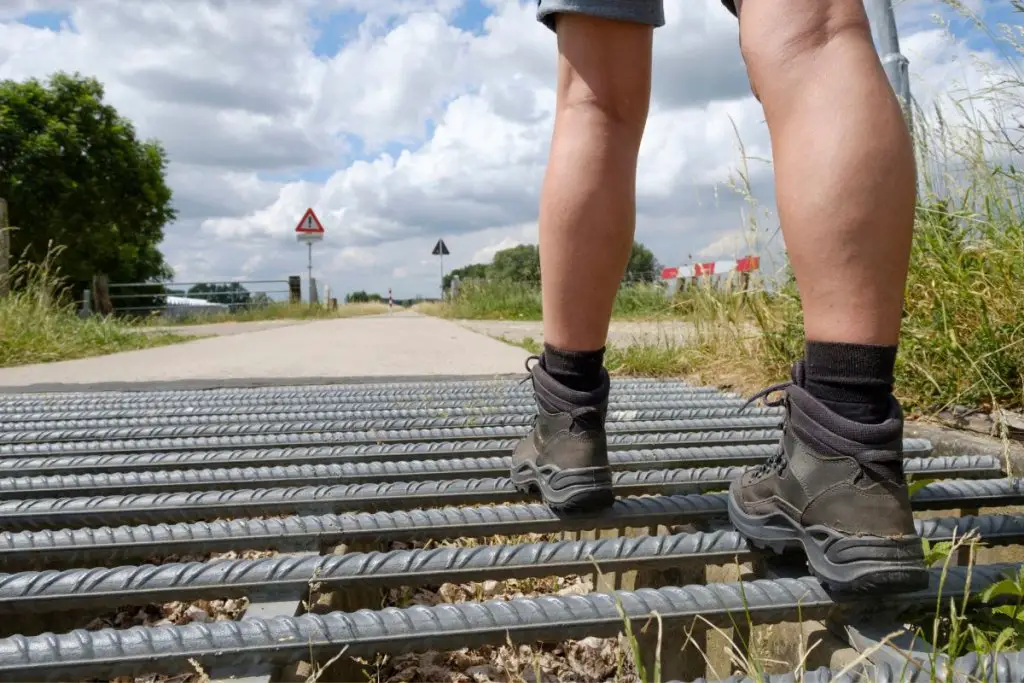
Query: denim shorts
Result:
<box><xmin>536</xmin><ymin>0</ymin><xmax>737</xmax><ymax>32</ymax></box>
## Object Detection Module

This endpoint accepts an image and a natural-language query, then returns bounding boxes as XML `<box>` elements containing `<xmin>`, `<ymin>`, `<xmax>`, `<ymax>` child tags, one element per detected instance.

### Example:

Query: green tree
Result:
<box><xmin>187</xmin><ymin>282</ymin><xmax>250</xmax><ymax>310</ymax></box>
<box><xmin>0</xmin><ymin>72</ymin><xmax>176</xmax><ymax>298</ymax></box>
<box><xmin>491</xmin><ymin>244</ymin><xmax>541</xmax><ymax>282</ymax></box>
<box><xmin>443</xmin><ymin>263</ymin><xmax>489</xmax><ymax>290</ymax></box>
<box><xmin>625</xmin><ymin>241</ymin><xmax>661</xmax><ymax>282</ymax></box>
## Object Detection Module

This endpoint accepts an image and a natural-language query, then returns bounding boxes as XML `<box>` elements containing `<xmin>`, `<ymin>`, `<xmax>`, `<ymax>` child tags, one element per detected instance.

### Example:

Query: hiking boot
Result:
<box><xmin>510</xmin><ymin>356</ymin><xmax>615</xmax><ymax>513</ymax></box>
<box><xmin>727</xmin><ymin>361</ymin><xmax>929</xmax><ymax>595</ymax></box>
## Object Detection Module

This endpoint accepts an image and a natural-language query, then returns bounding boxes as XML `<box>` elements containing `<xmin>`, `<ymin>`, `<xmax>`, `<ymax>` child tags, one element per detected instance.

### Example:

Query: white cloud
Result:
<box><xmin>472</xmin><ymin>236</ymin><xmax>525</xmax><ymax>264</ymax></box>
<box><xmin>1</xmin><ymin>0</ymin><xmax>1018</xmax><ymax>299</ymax></box>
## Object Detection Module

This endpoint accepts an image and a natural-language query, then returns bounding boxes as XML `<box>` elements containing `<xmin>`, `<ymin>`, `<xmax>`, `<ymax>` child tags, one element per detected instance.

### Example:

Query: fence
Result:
<box><xmin>82</xmin><ymin>278</ymin><xmax>297</xmax><ymax>320</ymax></box>
<box><xmin>0</xmin><ymin>377</ymin><xmax>1017</xmax><ymax>681</ymax></box>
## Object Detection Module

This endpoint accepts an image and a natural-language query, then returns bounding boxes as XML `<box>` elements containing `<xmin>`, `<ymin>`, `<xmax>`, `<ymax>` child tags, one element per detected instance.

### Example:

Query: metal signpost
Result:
<box><xmin>295</xmin><ymin>208</ymin><xmax>325</xmax><ymax>303</ymax></box>
<box><xmin>432</xmin><ymin>238</ymin><xmax>449</xmax><ymax>299</ymax></box>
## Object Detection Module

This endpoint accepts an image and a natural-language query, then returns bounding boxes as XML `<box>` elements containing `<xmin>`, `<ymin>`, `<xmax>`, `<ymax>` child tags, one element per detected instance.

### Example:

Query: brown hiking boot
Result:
<box><xmin>727</xmin><ymin>361</ymin><xmax>929</xmax><ymax>595</ymax></box>
<box><xmin>510</xmin><ymin>357</ymin><xmax>615</xmax><ymax>513</ymax></box>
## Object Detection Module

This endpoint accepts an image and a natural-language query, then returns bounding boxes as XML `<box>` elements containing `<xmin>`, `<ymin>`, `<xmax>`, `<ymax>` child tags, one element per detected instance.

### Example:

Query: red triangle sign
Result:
<box><xmin>295</xmin><ymin>208</ymin><xmax>325</xmax><ymax>233</ymax></box>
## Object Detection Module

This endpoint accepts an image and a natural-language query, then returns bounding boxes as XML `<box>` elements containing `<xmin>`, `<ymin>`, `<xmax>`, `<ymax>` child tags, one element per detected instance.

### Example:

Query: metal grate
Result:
<box><xmin>0</xmin><ymin>377</ymin><xmax>1018</xmax><ymax>682</ymax></box>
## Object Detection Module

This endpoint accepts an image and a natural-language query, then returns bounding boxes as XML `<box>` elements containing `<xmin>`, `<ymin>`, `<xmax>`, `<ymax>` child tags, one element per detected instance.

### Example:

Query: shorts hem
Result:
<box><xmin>536</xmin><ymin>1</ymin><xmax>665</xmax><ymax>32</ymax></box>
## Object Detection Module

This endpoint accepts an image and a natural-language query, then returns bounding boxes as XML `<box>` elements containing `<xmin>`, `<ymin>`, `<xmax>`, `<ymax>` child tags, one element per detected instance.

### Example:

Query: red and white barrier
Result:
<box><xmin>661</xmin><ymin>255</ymin><xmax>759</xmax><ymax>280</ymax></box>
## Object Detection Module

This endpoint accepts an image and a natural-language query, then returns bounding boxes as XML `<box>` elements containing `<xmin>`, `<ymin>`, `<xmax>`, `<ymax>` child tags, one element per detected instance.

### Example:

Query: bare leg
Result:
<box><xmin>727</xmin><ymin>0</ymin><xmax>927</xmax><ymax>596</ymax></box>
<box><xmin>538</xmin><ymin>14</ymin><xmax>653</xmax><ymax>351</ymax></box>
<box><xmin>510</xmin><ymin>10</ymin><xmax>657</xmax><ymax>514</ymax></box>
<box><xmin>735</xmin><ymin>0</ymin><xmax>916</xmax><ymax>345</ymax></box>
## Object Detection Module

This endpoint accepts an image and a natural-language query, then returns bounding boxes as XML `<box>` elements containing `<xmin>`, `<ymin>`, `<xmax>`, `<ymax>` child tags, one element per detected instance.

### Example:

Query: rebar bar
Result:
<box><xmin>0</xmin><ymin>442</ymin><xmax>778</xmax><ymax>477</ymax></box>
<box><xmin>0</xmin><ymin>377</ymin><xmax>706</xmax><ymax>401</ymax></box>
<box><xmin>0</xmin><ymin>474</ymin><xmax>1014</xmax><ymax>532</ymax></box>
<box><xmin>0</xmin><ymin>415</ymin><xmax>785</xmax><ymax>447</ymax></box>
<box><xmin>0</xmin><ymin>476</ymin><xmax>994</xmax><ymax>570</ymax></box>
<box><xmin>0</xmin><ymin>384</ymin><xmax>727</xmax><ymax>413</ymax></box>
<box><xmin>0</xmin><ymin>426</ymin><xmax>788</xmax><ymax>458</ymax></box>
<box><xmin>0</xmin><ymin>437</ymin><xmax>933</xmax><ymax>477</ymax></box>
<box><xmin>0</xmin><ymin>453</ymin><xmax>993</xmax><ymax>499</ymax></box>
<box><xmin>1</xmin><ymin>405</ymin><xmax>782</xmax><ymax>432</ymax></box>
<box><xmin>0</xmin><ymin>513</ymin><xmax>1016</xmax><ymax>615</ymax></box>
<box><xmin>0</xmin><ymin>564</ymin><xmax>1010</xmax><ymax>681</ymax></box>
<box><xmin>0</xmin><ymin>397</ymin><xmax>756</xmax><ymax>424</ymax></box>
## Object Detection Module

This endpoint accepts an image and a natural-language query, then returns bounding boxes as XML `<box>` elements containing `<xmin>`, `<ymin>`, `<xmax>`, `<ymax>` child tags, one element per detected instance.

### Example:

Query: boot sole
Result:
<box><xmin>510</xmin><ymin>462</ymin><xmax>615</xmax><ymax>514</ymax></box>
<box><xmin>726</xmin><ymin>482</ymin><xmax>930</xmax><ymax>596</ymax></box>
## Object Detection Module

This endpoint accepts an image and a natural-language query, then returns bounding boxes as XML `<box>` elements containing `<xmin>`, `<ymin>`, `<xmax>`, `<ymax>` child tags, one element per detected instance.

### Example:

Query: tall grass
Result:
<box><xmin>440</xmin><ymin>277</ymin><xmax>750</xmax><ymax>322</ymax></box>
<box><xmin>444</xmin><ymin>279</ymin><xmax>544</xmax><ymax>320</ymax></box>
<box><xmin>0</xmin><ymin>243</ymin><xmax>186</xmax><ymax>367</ymax></box>
<box><xmin>744</xmin><ymin>3</ymin><xmax>1024</xmax><ymax>413</ymax></box>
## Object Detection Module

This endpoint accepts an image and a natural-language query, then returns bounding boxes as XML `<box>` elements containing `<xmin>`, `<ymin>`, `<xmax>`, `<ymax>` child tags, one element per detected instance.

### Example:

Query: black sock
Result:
<box><xmin>541</xmin><ymin>343</ymin><xmax>606</xmax><ymax>394</ymax></box>
<box><xmin>804</xmin><ymin>341</ymin><xmax>898</xmax><ymax>424</ymax></box>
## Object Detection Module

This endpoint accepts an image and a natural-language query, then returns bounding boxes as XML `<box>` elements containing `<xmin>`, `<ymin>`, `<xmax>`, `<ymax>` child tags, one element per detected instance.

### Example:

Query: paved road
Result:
<box><xmin>140</xmin><ymin>319</ymin><xmax>306</xmax><ymax>338</ymax></box>
<box><xmin>0</xmin><ymin>312</ymin><xmax>530</xmax><ymax>392</ymax></box>
<box><xmin>456</xmin><ymin>319</ymin><xmax>699</xmax><ymax>346</ymax></box>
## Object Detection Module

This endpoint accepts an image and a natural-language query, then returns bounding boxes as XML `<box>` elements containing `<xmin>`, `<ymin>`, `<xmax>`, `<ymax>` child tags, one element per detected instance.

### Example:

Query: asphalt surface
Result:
<box><xmin>456</xmin><ymin>319</ymin><xmax>700</xmax><ymax>346</ymax></box>
<box><xmin>0</xmin><ymin>311</ymin><xmax>530</xmax><ymax>392</ymax></box>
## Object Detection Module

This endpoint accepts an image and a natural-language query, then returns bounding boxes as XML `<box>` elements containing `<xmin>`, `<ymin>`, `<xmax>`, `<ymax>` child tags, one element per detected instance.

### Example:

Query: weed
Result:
<box><xmin>0</xmin><ymin>241</ymin><xmax>189</xmax><ymax>367</ymax></box>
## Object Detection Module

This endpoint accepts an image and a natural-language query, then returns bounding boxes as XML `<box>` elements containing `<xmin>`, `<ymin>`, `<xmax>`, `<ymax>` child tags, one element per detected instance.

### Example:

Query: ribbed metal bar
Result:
<box><xmin>0</xmin><ymin>454</ymin><xmax>993</xmax><ymax>499</ymax></box>
<box><xmin>0</xmin><ymin>377</ymin><xmax>706</xmax><ymax>401</ymax></box>
<box><xmin>0</xmin><ymin>397</ymin><xmax>755</xmax><ymax>424</ymax></box>
<box><xmin>0</xmin><ymin>437</ymin><xmax>933</xmax><ymax>478</ymax></box>
<box><xmin>0</xmin><ymin>481</ymin><xmax>994</xmax><ymax>571</ymax></box>
<box><xmin>0</xmin><ymin>474</ymin><xmax>1013</xmax><ymax>532</ymax></box>
<box><xmin>0</xmin><ymin>496</ymin><xmax>711</xmax><ymax>570</ymax></box>
<box><xmin>0</xmin><ymin>564</ymin><xmax>1010</xmax><ymax>681</ymax></box>
<box><xmin>0</xmin><ymin>442</ymin><xmax>775</xmax><ymax>477</ymax></box>
<box><xmin>1</xmin><ymin>405</ymin><xmax>782</xmax><ymax>432</ymax></box>
<box><xmin>0</xmin><ymin>513</ymin><xmax>1017</xmax><ymax>616</ymax></box>
<box><xmin>0</xmin><ymin>426</ymin><xmax>788</xmax><ymax>458</ymax></box>
<box><xmin>0</xmin><ymin>415</ymin><xmax>785</xmax><ymax>447</ymax></box>
<box><xmin>0</xmin><ymin>385</ymin><xmax>725</xmax><ymax>413</ymax></box>
<box><xmin>0</xmin><ymin>469</ymin><xmax>743</xmax><ymax>530</ymax></box>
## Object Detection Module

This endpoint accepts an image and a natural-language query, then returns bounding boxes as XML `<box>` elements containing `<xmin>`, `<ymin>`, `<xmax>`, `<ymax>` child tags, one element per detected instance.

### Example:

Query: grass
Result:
<box><xmin>0</xmin><ymin>245</ymin><xmax>190</xmax><ymax>368</ymax></box>
<box><xmin>138</xmin><ymin>300</ymin><xmax>391</xmax><ymax>327</ymax></box>
<box><xmin>425</xmin><ymin>278</ymin><xmax>738</xmax><ymax>322</ymax></box>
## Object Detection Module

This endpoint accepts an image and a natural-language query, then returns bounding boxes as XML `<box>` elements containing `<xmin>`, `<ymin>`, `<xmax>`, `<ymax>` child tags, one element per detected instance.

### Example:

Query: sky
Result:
<box><xmin>0</xmin><ymin>0</ymin><xmax>1019</xmax><ymax>299</ymax></box>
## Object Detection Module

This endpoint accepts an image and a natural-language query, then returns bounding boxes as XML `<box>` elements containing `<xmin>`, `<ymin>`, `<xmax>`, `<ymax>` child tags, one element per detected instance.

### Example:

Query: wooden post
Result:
<box><xmin>0</xmin><ymin>198</ymin><xmax>9</xmax><ymax>297</ymax></box>
<box><xmin>91</xmin><ymin>274</ymin><xmax>114</xmax><ymax>316</ymax></box>
<box><xmin>288</xmin><ymin>276</ymin><xmax>301</xmax><ymax>304</ymax></box>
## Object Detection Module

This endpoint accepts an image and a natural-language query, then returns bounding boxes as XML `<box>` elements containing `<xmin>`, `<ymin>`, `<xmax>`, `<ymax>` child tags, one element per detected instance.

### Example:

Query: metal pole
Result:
<box><xmin>865</xmin><ymin>0</ymin><xmax>913</xmax><ymax>126</ymax></box>
<box><xmin>440</xmin><ymin>252</ymin><xmax>444</xmax><ymax>300</ymax></box>
<box><xmin>307</xmin><ymin>242</ymin><xmax>313</xmax><ymax>305</ymax></box>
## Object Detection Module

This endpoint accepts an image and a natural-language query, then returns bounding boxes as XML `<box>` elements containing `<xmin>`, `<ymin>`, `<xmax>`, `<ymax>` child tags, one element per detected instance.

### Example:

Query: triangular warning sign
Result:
<box><xmin>431</xmin><ymin>239</ymin><xmax>450</xmax><ymax>256</ymax></box>
<box><xmin>295</xmin><ymin>208</ymin><xmax>325</xmax><ymax>233</ymax></box>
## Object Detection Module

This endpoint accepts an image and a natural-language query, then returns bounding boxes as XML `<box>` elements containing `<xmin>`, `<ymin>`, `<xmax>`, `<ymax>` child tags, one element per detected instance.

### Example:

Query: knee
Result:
<box><xmin>738</xmin><ymin>1</ymin><xmax>873</xmax><ymax>97</ymax></box>
<box><xmin>558</xmin><ymin>77</ymin><xmax>650</xmax><ymax>140</ymax></box>
<box><xmin>554</xmin><ymin>14</ymin><xmax>652</xmax><ymax>139</ymax></box>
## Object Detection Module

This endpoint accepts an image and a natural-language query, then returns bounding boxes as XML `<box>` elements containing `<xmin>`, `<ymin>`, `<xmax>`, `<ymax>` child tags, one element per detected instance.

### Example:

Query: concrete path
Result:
<box><xmin>140</xmin><ymin>319</ymin><xmax>306</xmax><ymax>338</ymax></box>
<box><xmin>0</xmin><ymin>312</ymin><xmax>530</xmax><ymax>392</ymax></box>
<box><xmin>456</xmin><ymin>319</ymin><xmax>699</xmax><ymax>347</ymax></box>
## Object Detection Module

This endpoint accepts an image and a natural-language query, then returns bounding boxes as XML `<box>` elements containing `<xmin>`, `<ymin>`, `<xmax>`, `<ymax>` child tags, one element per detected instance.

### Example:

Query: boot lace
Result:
<box><xmin>743</xmin><ymin>378</ymin><xmax>794</xmax><ymax>476</ymax></box>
